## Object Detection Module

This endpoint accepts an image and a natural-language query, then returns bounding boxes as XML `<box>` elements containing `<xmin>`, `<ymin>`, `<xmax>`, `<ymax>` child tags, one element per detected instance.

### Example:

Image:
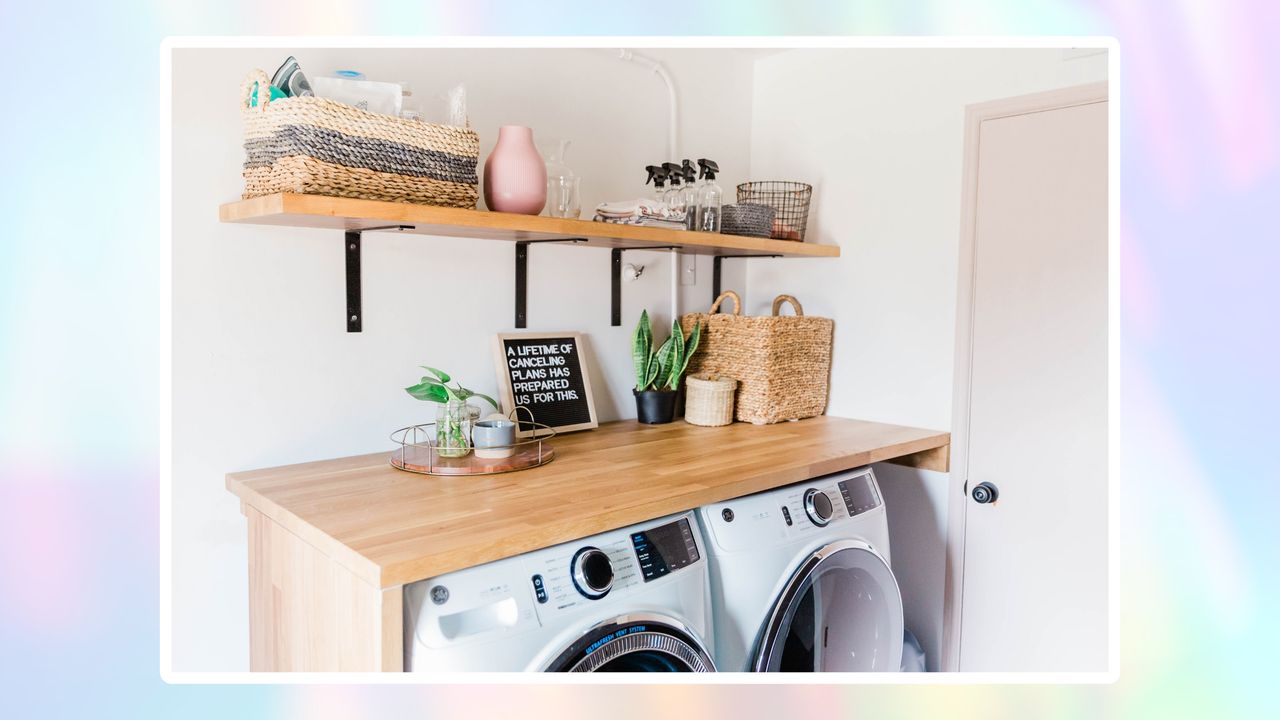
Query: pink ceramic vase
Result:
<box><xmin>483</xmin><ymin>126</ymin><xmax>547</xmax><ymax>215</ymax></box>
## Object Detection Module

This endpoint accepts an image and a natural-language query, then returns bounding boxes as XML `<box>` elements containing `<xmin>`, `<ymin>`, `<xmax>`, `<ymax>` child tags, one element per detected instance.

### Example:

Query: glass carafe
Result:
<box><xmin>544</xmin><ymin>139</ymin><xmax>580</xmax><ymax>218</ymax></box>
<box><xmin>549</xmin><ymin>176</ymin><xmax>581</xmax><ymax>219</ymax></box>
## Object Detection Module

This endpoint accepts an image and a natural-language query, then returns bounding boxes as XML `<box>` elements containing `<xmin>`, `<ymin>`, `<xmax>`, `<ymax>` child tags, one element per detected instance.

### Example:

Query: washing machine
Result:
<box><xmin>405</xmin><ymin>511</ymin><xmax>716</xmax><ymax>672</ymax></box>
<box><xmin>698</xmin><ymin>466</ymin><xmax>904</xmax><ymax>672</ymax></box>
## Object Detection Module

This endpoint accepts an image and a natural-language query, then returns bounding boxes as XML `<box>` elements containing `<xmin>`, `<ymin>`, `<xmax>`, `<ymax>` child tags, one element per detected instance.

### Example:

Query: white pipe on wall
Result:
<box><xmin>616</xmin><ymin>49</ymin><xmax>679</xmax><ymax>159</ymax></box>
<box><xmin>616</xmin><ymin>49</ymin><xmax>682</xmax><ymax>320</ymax></box>
<box><xmin>669</xmin><ymin>249</ymin><xmax>680</xmax><ymax>319</ymax></box>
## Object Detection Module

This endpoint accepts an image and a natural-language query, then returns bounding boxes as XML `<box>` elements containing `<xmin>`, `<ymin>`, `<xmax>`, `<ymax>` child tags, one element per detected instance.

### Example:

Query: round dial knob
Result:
<box><xmin>571</xmin><ymin>547</ymin><xmax>614</xmax><ymax>599</ymax></box>
<box><xmin>804</xmin><ymin>488</ymin><xmax>834</xmax><ymax>527</ymax></box>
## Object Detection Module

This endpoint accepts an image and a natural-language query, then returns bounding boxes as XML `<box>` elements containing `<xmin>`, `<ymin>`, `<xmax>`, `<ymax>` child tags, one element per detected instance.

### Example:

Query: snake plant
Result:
<box><xmin>633</xmin><ymin>310</ymin><xmax>702</xmax><ymax>391</ymax></box>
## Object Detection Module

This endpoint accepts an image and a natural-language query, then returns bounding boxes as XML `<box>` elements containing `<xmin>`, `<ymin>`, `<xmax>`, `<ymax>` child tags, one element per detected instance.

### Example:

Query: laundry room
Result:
<box><xmin>167</xmin><ymin>42</ymin><xmax>1111</xmax><ymax>676</ymax></box>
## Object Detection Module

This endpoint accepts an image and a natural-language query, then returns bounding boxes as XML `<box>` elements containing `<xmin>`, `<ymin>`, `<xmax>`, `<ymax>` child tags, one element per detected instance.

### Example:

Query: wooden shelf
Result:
<box><xmin>228</xmin><ymin>416</ymin><xmax>949</xmax><ymax>590</ymax></box>
<box><xmin>221</xmin><ymin>193</ymin><xmax>840</xmax><ymax>331</ymax></box>
<box><xmin>220</xmin><ymin>193</ymin><xmax>839</xmax><ymax>258</ymax></box>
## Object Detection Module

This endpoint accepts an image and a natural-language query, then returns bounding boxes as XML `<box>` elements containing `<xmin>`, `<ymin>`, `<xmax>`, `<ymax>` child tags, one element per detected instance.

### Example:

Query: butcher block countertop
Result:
<box><xmin>226</xmin><ymin>416</ymin><xmax>949</xmax><ymax>590</ymax></box>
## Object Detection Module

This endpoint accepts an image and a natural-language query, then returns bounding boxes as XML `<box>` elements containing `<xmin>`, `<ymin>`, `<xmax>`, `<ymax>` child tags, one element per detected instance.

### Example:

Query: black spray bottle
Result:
<box><xmin>681</xmin><ymin>159</ymin><xmax>700</xmax><ymax>230</ymax></box>
<box><xmin>697</xmin><ymin>159</ymin><xmax>722</xmax><ymax>233</ymax></box>
<box><xmin>662</xmin><ymin>162</ymin><xmax>686</xmax><ymax>221</ymax></box>
<box><xmin>645</xmin><ymin>165</ymin><xmax>668</xmax><ymax>211</ymax></box>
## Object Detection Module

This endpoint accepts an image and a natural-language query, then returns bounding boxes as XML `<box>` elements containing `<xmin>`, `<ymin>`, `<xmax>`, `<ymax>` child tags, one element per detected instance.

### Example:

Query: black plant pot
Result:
<box><xmin>634</xmin><ymin>388</ymin><xmax>678</xmax><ymax>424</ymax></box>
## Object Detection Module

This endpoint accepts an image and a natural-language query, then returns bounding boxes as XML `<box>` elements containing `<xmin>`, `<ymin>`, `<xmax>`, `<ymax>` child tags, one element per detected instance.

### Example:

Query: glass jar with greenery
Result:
<box><xmin>405</xmin><ymin>366</ymin><xmax>499</xmax><ymax>459</ymax></box>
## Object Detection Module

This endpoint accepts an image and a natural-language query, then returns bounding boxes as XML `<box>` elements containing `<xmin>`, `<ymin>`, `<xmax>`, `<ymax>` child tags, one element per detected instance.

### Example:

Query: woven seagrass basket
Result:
<box><xmin>240</xmin><ymin>70</ymin><xmax>480</xmax><ymax>208</ymax></box>
<box><xmin>680</xmin><ymin>292</ymin><xmax>832</xmax><ymax>425</ymax></box>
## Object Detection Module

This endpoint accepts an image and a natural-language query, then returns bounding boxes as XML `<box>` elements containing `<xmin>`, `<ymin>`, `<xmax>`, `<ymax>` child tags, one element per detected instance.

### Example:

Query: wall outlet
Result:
<box><xmin>680</xmin><ymin>253</ymin><xmax>697</xmax><ymax>286</ymax></box>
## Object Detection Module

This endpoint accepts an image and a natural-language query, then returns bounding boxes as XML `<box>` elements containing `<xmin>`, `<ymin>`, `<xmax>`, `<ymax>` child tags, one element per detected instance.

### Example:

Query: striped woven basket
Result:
<box><xmin>680</xmin><ymin>292</ymin><xmax>833</xmax><ymax>425</ymax></box>
<box><xmin>240</xmin><ymin>70</ymin><xmax>480</xmax><ymax>207</ymax></box>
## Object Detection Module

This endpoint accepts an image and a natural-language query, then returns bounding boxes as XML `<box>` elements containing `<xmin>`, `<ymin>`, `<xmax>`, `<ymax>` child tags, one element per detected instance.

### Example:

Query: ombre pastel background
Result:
<box><xmin>0</xmin><ymin>0</ymin><xmax>1276</xmax><ymax>717</ymax></box>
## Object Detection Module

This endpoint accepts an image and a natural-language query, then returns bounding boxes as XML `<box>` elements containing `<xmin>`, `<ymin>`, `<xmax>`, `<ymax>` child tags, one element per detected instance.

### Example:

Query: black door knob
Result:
<box><xmin>971</xmin><ymin>482</ymin><xmax>999</xmax><ymax>504</ymax></box>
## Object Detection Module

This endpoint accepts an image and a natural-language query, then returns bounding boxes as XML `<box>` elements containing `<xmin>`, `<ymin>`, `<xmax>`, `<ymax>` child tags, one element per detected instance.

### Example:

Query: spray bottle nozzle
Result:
<box><xmin>662</xmin><ymin>162</ymin><xmax>682</xmax><ymax>185</ymax></box>
<box><xmin>645</xmin><ymin>165</ymin><xmax>667</xmax><ymax>188</ymax></box>
<box><xmin>682</xmin><ymin>159</ymin><xmax>697</xmax><ymax>183</ymax></box>
<box><xmin>698</xmin><ymin>158</ymin><xmax>719</xmax><ymax>180</ymax></box>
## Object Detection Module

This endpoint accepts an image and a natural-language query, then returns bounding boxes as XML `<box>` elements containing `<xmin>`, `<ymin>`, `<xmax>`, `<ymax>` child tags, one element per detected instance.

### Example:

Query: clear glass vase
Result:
<box><xmin>434</xmin><ymin>400</ymin><xmax>475</xmax><ymax>458</ymax></box>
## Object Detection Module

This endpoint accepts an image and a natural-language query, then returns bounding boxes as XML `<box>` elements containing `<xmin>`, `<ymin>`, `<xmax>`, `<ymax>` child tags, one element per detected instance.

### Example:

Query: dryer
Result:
<box><xmin>405</xmin><ymin>511</ymin><xmax>716</xmax><ymax>672</ymax></box>
<box><xmin>698</xmin><ymin>466</ymin><xmax>904</xmax><ymax>672</ymax></box>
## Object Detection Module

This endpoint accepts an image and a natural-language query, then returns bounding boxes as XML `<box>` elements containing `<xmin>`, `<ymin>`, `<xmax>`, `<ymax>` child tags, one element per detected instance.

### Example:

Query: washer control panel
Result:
<box><xmin>803</xmin><ymin>487</ymin><xmax>835</xmax><ymax>526</ymax></box>
<box><xmin>527</xmin><ymin>540</ymin><xmax>639</xmax><ymax>613</ymax></box>
<box><xmin>570</xmin><ymin>546</ymin><xmax>615</xmax><ymax>598</ymax></box>
<box><xmin>522</xmin><ymin>513</ymin><xmax>703</xmax><ymax>619</ymax></box>
<box><xmin>630</xmin><ymin>517</ymin><xmax>701</xmax><ymax>582</ymax></box>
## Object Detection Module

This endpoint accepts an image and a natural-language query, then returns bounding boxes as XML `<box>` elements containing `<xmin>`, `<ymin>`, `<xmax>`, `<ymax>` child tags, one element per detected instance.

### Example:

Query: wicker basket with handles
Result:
<box><xmin>680</xmin><ymin>292</ymin><xmax>833</xmax><ymax>425</ymax></box>
<box><xmin>240</xmin><ymin>70</ymin><xmax>480</xmax><ymax>207</ymax></box>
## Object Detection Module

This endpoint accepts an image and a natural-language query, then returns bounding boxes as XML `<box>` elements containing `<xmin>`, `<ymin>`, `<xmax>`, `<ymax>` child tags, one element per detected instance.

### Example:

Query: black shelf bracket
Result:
<box><xmin>514</xmin><ymin>238</ymin><xmax>588</xmax><ymax>328</ymax></box>
<box><xmin>343</xmin><ymin>225</ymin><xmax>412</xmax><ymax>333</ymax></box>
<box><xmin>611</xmin><ymin>246</ymin><xmax>680</xmax><ymax>326</ymax></box>
<box><xmin>712</xmin><ymin>254</ymin><xmax>783</xmax><ymax>309</ymax></box>
<box><xmin>345</xmin><ymin>231</ymin><xmax>362</xmax><ymax>332</ymax></box>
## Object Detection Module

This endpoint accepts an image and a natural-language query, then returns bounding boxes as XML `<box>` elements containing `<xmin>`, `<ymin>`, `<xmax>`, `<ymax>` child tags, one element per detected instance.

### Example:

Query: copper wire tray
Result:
<box><xmin>389</xmin><ymin>420</ymin><xmax>556</xmax><ymax>476</ymax></box>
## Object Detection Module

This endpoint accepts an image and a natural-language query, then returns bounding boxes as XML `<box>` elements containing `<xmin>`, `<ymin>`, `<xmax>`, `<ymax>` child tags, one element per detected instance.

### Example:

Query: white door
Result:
<box><xmin>949</xmin><ymin>85</ymin><xmax>1109</xmax><ymax>672</ymax></box>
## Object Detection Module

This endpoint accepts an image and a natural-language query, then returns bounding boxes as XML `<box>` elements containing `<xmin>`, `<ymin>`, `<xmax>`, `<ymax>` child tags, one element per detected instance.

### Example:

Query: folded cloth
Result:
<box><xmin>593</xmin><ymin>214</ymin><xmax>687</xmax><ymax>230</ymax></box>
<box><xmin>594</xmin><ymin>198</ymin><xmax>680</xmax><ymax>221</ymax></box>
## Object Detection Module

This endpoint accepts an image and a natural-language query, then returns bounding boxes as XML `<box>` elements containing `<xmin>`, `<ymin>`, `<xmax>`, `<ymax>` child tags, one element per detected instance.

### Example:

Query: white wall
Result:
<box><xmin>748</xmin><ymin>48</ymin><xmax>1107</xmax><ymax>669</ymax></box>
<box><xmin>170</xmin><ymin>47</ymin><xmax>757</xmax><ymax>671</ymax></box>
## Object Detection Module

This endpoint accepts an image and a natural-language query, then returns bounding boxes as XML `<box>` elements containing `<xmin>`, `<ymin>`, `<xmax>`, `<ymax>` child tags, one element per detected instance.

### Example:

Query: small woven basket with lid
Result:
<box><xmin>683</xmin><ymin>375</ymin><xmax>737</xmax><ymax>427</ymax></box>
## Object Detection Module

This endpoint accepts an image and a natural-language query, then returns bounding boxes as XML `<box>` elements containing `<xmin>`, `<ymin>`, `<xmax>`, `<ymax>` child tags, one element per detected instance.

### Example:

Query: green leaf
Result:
<box><xmin>674</xmin><ymin>320</ymin><xmax>702</xmax><ymax>385</ymax></box>
<box><xmin>419</xmin><ymin>366</ymin><xmax>452</xmax><ymax>383</ymax></box>
<box><xmin>654</xmin><ymin>335</ymin><xmax>676</xmax><ymax>389</ymax></box>
<box><xmin>643</xmin><ymin>351</ymin><xmax>660</xmax><ymax>389</ymax></box>
<box><xmin>636</xmin><ymin>353</ymin><xmax>651</xmax><ymax>391</ymax></box>
<box><xmin>666</xmin><ymin>319</ymin><xmax>685</xmax><ymax>389</ymax></box>
<box><xmin>405</xmin><ymin>381</ymin><xmax>449</xmax><ymax>403</ymax></box>
<box><xmin>468</xmin><ymin>391</ymin><xmax>500</xmax><ymax>411</ymax></box>
<box><xmin>640</xmin><ymin>310</ymin><xmax>653</xmax><ymax>347</ymax></box>
<box><xmin>633</xmin><ymin>310</ymin><xmax>653</xmax><ymax>388</ymax></box>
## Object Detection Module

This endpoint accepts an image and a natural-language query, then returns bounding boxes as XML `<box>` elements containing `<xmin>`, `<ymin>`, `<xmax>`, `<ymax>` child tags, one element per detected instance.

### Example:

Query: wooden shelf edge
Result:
<box><xmin>219</xmin><ymin>193</ymin><xmax>840</xmax><ymax>259</ymax></box>
<box><xmin>884</xmin><ymin>442</ymin><xmax>951</xmax><ymax>473</ymax></box>
<box><xmin>226</xmin><ymin>475</ymin><xmax>384</xmax><ymax>588</ymax></box>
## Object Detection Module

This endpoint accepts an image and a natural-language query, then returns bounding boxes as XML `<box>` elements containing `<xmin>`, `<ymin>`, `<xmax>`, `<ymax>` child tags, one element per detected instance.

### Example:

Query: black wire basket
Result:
<box><xmin>736</xmin><ymin>181</ymin><xmax>813</xmax><ymax>241</ymax></box>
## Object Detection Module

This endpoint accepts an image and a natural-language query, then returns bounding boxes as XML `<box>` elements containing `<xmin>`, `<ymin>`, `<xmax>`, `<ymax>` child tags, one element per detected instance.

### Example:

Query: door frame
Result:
<box><xmin>942</xmin><ymin>82</ymin><xmax>1110</xmax><ymax>672</ymax></box>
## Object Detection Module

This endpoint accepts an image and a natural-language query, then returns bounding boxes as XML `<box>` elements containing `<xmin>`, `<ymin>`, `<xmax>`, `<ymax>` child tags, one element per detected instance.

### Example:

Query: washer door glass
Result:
<box><xmin>546</xmin><ymin>615</ymin><xmax>716</xmax><ymax>672</ymax></box>
<box><xmin>755</xmin><ymin>542</ymin><xmax>903</xmax><ymax>672</ymax></box>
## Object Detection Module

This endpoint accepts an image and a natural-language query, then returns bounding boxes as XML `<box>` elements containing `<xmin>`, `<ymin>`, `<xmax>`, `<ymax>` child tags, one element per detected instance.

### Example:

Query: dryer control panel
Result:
<box><xmin>702</xmin><ymin>468</ymin><xmax>884</xmax><ymax>553</ymax></box>
<box><xmin>779</xmin><ymin>469</ymin><xmax>882</xmax><ymax>533</ymax></box>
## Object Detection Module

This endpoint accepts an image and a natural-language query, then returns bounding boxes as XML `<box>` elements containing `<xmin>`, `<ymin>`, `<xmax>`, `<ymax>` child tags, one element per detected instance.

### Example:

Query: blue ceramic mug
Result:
<box><xmin>473</xmin><ymin>418</ymin><xmax>517</xmax><ymax>459</ymax></box>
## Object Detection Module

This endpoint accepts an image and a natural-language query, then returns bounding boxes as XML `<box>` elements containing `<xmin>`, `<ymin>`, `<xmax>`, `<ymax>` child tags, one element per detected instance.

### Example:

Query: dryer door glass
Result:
<box><xmin>545</xmin><ymin>614</ymin><xmax>716</xmax><ymax>672</ymax></box>
<box><xmin>755</xmin><ymin>542</ymin><xmax>903</xmax><ymax>672</ymax></box>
